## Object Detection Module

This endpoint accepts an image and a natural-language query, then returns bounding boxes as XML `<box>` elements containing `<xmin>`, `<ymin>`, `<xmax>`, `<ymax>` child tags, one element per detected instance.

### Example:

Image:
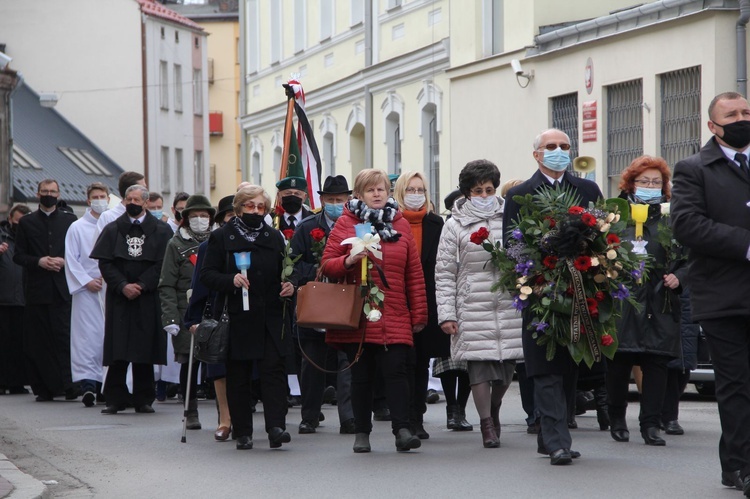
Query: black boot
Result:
<box><xmin>446</xmin><ymin>404</ymin><xmax>459</xmax><ymax>430</ymax></box>
<box><xmin>609</xmin><ymin>415</ymin><xmax>629</xmax><ymax>442</ymax></box>
<box><xmin>186</xmin><ymin>399</ymin><xmax>201</xmax><ymax>430</ymax></box>
<box><xmin>593</xmin><ymin>385</ymin><xmax>610</xmax><ymax>431</ymax></box>
<box><xmin>455</xmin><ymin>407</ymin><xmax>474</xmax><ymax>431</ymax></box>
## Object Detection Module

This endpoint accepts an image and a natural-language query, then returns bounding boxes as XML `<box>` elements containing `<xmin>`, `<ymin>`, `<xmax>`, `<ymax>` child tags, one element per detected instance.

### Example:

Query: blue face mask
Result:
<box><xmin>324</xmin><ymin>203</ymin><xmax>344</xmax><ymax>220</ymax></box>
<box><xmin>542</xmin><ymin>148</ymin><xmax>571</xmax><ymax>172</ymax></box>
<box><xmin>150</xmin><ymin>209</ymin><xmax>163</xmax><ymax>220</ymax></box>
<box><xmin>634</xmin><ymin>187</ymin><xmax>662</xmax><ymax>203</ymax></box>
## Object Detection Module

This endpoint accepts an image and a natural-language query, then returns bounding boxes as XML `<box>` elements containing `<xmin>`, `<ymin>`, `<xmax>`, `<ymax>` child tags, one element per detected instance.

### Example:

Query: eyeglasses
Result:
<box><xmin>405</xmin><ymin>188</ymin><xmax>426</xmax><ymax>194</ymax></box>
<box><xmin>539</xmin><ymin>143</ymin><xmax>571</xmax><ymax>151</ymax></box>
<box><xmin>241</xmin><ymin>202</ymin><xmax>266</xmax><ymax>211</ymax></box>
<box><xmin>39</xmin><ymin>190</ymin><xmax>59</xmax><ymax>195</ymax></box>
<box><xmin>634</xmin><ymin>178</ymin><xmax>663</xmax><ymax>187</ymax></box>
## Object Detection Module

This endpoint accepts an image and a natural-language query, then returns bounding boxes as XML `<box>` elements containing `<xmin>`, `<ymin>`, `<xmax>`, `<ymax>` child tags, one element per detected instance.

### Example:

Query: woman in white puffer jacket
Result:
<box><xmin>435</xmin><ymin>159</ymin><xmax>523</xmax><ymax>449</ymax></box>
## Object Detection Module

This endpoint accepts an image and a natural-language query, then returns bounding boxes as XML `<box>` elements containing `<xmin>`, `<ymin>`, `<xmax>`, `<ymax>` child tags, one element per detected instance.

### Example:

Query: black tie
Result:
<box><xmin>133</xmin><ymin>219</ymin><xmax>141</xmax><ymax>225</ymax></box>
<box><xmin>288</xmin><ymin>216</ymin><xmax>296</xmax><ymax>230</ymax></box>
<box><xmin>735</xmin><ymin>152</ymin><xmax>749</xmax><ymax>176</ymax></box>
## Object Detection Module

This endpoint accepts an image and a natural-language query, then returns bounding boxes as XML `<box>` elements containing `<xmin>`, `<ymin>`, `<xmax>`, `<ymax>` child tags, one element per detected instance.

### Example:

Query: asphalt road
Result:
<box><xmin>0</xmin><ymin>384</ymin><xmax>730</xmax><ymax>498</ymax></box>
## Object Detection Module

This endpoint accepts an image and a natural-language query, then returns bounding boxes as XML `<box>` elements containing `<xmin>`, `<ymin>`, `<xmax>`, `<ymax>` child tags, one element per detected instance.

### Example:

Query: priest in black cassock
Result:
<box><xmin>13</xmin><ymin>179</ymin><xmax>77</xmax><ymax>401</ymax></box>
<box><xmin>90</xmin><ymin>185</ymin><xmax>173</xmax><ymax>414</ymax></box>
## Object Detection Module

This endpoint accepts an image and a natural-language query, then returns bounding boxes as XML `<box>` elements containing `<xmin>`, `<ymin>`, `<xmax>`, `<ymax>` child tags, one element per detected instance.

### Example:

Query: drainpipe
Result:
<box><xmin>141</xmin><ymin>15</ymin><xmax>150</xmax><ymax>184</ymax></box>
<box><xmin>4</xmin><ymin>72</ymin><xmax>22</xmax><ymax>215</ymax></box>
<box><xmin>364</xmin><ymin>0</ymin><xmax>373</xmax><ymax>170</ymax></box>
<box><xmin>737</xmin><ymin>0</ymin><xmax>750</xmax><ymax>97</ymax></box>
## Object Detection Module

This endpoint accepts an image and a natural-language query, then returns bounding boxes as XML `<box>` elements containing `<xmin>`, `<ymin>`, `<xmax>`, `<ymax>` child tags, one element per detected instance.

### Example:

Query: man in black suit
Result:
<box><xmin>291</xmin><ymin>175</ymin><xmax>355</xmax><ymax>434</ymax></box>
<box><xmin>671</xmin><ymin>91</ymin><xmax>750</xmax><ymax>494</ymax></box>
<box><xmin>503</xmin><ymin>128</ymin><xmax>603</xmax><ymax>465</ymax></box>
<box><xmin>13</xmin><ymin>179</ymin><xmax>77</xmax><ymax>401</ymax></box>
<box><xmin>275</xmin><ymin>176</ymin><xmax>312</xmax><ymax>232</ymax></box>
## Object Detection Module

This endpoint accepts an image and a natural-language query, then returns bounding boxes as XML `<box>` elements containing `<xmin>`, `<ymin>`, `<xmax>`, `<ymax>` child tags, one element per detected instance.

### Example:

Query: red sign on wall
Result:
<box><xmin>582</xmin><ymin>101</ymin><xmax>597</xmax><ymax>120</ymax></box>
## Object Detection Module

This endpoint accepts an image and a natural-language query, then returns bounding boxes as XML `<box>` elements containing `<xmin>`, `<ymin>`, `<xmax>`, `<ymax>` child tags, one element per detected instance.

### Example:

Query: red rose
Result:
<box><xmin>566</xmin><ymin>286</ymin><xmax>574</xmax><ymax>296</ymax></box>
<box><xmin>606</xmin><ymin>234</ymin><xmax>621</xmax><ymax>246</ymax></box>
<box><xmin>568</xmin><ymin>206</ymin><xmax>585</xmax><ymax>215</ymax></box>
<box><xmin>310</xmin><ymin>227</ymin><xmax>326</xmax><ymax>242</ymax></box>
<box><xmin>595</xmin><ymin>291</ymin><xmax>606</xmax><ymax>302</ymax></box>
<box><xmin>590</xmin><ymin>310</ymin><xmax>599</xmax><ymax>318</ymax></box>
<box><xmin>543</xmin><ymin>255</ymin><xmax>558</xmax><ymax>269</ymax></box>
<box><xmin>586</xmin><ymin>297</ymin><xmax>598</xmax><ymax>310</ymax></box>
<box><xmin>275</xmin><ymin>205</ymin><xmax>285</xmax><ymax>216</ymax></box>
<box><xmin>573</xmin><ymin>256</ymin><xmax>592</xmax><ymax>272</ymax></box>
<box><xmin>544</xmin><ymin>216</ymin><xmax>556</xmax><ymax>228</ymax></box>
<box><xmin>470</xmin><ymin>227</ymin><xmax>490</xmax><ymax>245</ymax></box>
<box><xmin>601</xmin><ymin>334</ymin><xmax>614</xmax><ymax>347</ymax></box>
<box><xmin>282</xmin><ymin>229</ymin><xmax>295</xmax><ymax>240</ymax></box>
<box><xmin>581</xmin><ymin>213</ymin><xmax>597</xmax><ymax>227</ymax></box>
<box><xmin>536</xmin><ymin>275</ymin><xmax>546</xmax><ymax>285</ymax></box>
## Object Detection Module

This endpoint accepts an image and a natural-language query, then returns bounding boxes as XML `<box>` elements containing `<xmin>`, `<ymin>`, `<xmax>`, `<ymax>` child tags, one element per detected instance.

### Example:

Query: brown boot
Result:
<box><xmin>479</xmin><ymin>417</ymin><xmax>499</xmax><ymax>448</ymax></box>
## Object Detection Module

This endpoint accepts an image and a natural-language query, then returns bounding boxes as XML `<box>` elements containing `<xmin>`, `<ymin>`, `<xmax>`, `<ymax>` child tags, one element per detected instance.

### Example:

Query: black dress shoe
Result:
<box><xmin>395</xmin><ymin>428</ymin><xmax>421</xmax><ymax>452</ymax></box>
<box><xmin>268</xmin><ymin>427</ymin><xmax>291</xmax><ymax>448</ymax></box>
<box><xmin>413</xmin><ymin>423</ymin><xmax>429</xmax><ymax>440</ymax></box>
<box><xmin>609</xmin><ymin>416</ymin><xmax>629</xmax><ymax>442</ymax></box>
<box><xmin>742</xmin><ymin>474</ymin><xmax>750</xmax><ymax>497</ymax></box>
<box><xmin>567</xmin><ymin>419</ymin><xmax>578</xmax><ymax>429</ymax></box>
<box><xmin>134</xmin><ymin>404</ymin><xmax>155</xmax><ymax>414</ymax></box>
<box><xmin>641</xmin><ymin>427</ymin><xmax>666</xmax><ymax>446</ymax></box>
<box><xmin>721</xmin><ymin>470</ymin><xmax>743</xmax><ymax>490</ymax></box>
<box><xmin>664</xmin><ymin>420</ymin><xmax>684</xmax><ymax>435</ymax></box>
<box><xmin>82</xmin><ymin>391</ymin><xmax>96</xmax><ymax>408</ymax></box>
<box><xmin>236</xmin><ymin>435</ymin><xmax>253</xmax><ymax>450</ymax></box>
<box><xmin>101</xmin><ymin>404</ymin><xmax>126</xmax><ymax>414</ymax></box>
<box><xmin>298</xmin><ymin>421</ymin><xmax>317</xmax><ymax>434</ymax></box>
<box><xmin>549</xmin><ymin>449</ymin><xmax>572</xmax><ymax>465</ymax></box>
<box><xmin>340</xmin><ymin>418</ymin><xmax>356</xmax><ymax>434</ymax></box>
<box><xmin>35</xmin><ymin>394</ymin><xmax>53</xmax><ymax>402</ymax></box>
<box><xmin>373</xmin><ymin>408</ymin><xmax>391</xmax><ymax>421</ymax></box>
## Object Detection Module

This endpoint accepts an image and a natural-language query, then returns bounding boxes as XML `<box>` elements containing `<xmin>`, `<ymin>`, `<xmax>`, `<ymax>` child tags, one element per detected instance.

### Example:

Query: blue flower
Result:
<box><xmin>630</xmin><ymin>260</ymin><xmax>646</xmax><ymax>279</ymax></box>
<box><xmin>512</xmin><ymin>228</ymin><xmax>523</xmax><ymax>240</ymax></box>
<box><xmin>514</xmin><ymin>259</ymin><xmax>535</xmax><ymax>276</ymax></box>
<box><xmin>533</xmin><ymin>321</ymin><xmax>549</xmax><ymax>332</ymax></box>
<box><xmin>512</xmin><ymin>296</ymin><xmax>529</xmax><ymax>311</ymax></box>
<box><xmin>611</xmin><ymin>283</ymin><xmax>630</xmax><ymax>300</ymax></box>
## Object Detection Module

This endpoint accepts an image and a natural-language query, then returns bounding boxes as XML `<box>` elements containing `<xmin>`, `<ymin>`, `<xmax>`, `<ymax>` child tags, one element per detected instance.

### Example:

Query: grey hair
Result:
<box><xmin>533</xmin><ymin>128</ymin><xmax>570</xmax><ymax>150</ymax></box>
<box><xmin>125</xmin><ymin>184</ymin><xmax>149</xmax><ymax>202</ymax></box>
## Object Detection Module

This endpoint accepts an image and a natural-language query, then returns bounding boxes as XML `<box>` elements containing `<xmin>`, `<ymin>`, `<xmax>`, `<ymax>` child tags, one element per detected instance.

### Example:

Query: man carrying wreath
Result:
<box><xmin>290</xmin><ymin>175</ymin><xmax>356</xmax><ymax>435</ymax></box>
<box><xmin>503</xmin><ymin>128</ymin><xmax>603</xmax><ymax>465</ymax></box>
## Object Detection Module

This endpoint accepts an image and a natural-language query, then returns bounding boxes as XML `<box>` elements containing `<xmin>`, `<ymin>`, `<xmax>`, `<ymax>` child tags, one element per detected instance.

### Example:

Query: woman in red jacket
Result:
<box><xmin>322</xmin><ymin>169</ymin><xmax>428</xmax><ymax>453</ymax></box>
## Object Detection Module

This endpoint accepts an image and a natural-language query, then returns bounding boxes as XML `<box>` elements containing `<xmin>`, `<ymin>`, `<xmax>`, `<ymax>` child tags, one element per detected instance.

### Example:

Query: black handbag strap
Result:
<box><xmin>296</xmin><ymin>326</ymin><xmax>365</xmax><ymax>374</ymax></box>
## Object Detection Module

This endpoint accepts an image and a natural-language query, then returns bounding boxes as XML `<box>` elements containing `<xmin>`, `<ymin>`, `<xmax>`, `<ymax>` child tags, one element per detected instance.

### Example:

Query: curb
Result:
<box><xmin>0</xmin><ymin>454</ymin><xmax>47</xmax><ymax>499</ymax></box>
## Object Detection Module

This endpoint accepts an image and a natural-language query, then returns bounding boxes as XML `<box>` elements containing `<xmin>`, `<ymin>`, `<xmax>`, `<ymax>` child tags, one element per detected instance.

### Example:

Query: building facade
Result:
<box><xmin>0</xmin><ymin>0</ymin><xmax>210</xmax><ymax>199</ymax></box>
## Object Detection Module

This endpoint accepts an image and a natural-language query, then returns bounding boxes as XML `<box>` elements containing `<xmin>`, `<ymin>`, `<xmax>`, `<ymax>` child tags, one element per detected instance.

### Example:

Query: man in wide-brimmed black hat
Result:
<box><xmin>290</xmin><ymin>175</ymin><xmax>356</xmax><ymax>435</ymax></box>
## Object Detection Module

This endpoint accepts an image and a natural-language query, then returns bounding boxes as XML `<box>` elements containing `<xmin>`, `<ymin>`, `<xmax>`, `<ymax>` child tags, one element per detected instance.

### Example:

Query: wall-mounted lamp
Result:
<box><xmin>511</xmin><ymin>59</ymin><xmax>534</xmax><ymax>88</ymax></box>
<box><xmin>39</xmin><ymin>93</ymin><xmax>59</xmax><ymax>108</ymax></box>
<box><xmin>0</xmin><ymin>52</ymin><xmax>11</xmax><ymax>71</ymax></box>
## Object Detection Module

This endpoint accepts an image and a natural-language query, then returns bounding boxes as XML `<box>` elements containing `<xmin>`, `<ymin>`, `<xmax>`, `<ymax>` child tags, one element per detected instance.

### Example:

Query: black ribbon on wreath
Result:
<box><xmin>566</xmin><ymin>259</ymin><xmax>602</xmax><ymax>362</ymax></box>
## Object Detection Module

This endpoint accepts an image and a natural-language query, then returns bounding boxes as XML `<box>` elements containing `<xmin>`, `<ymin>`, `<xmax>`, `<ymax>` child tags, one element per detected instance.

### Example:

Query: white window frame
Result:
<box><xmin>160</xmin><ymin>60</ymin><xmax>169</xmax><ymax>110</ymax></box>
<box><xmin>193</xmin><ymin>69</ymin><xmax>203</xmax><ymax>116</ymax></box>
<box><xmin>294</xmin><ymin>0</ymin><xmax>306</xmax><ymax>53</ymax></box>
<box><xmin>270</xmin><ymin>0</ymin><xmax>282</xmax><ymax>63</ymax></box>
<box><xmin>174</xmin><ymin>64</ymin><xmax>183</xmax><ymax>113</ymax></box>
<box><xmin>320</xmin><ymin>0</ymin><xmax>334</xmax><ymax>41</ymax></box>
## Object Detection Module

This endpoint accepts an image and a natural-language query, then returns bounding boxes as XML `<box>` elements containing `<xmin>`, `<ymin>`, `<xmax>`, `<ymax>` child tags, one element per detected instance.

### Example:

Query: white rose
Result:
<box><xmin>606</xmin><ymin>212</ymin><xmax>616</xmax><ymax>223</ymax></box>
<box><xmin>520</xmin><ymin>286</ymin><xmax>533</xmax><ymax>296</ymax></box>
<box><xmin>606</xmin><ymin>249</ymin><xmax>618</xmax><ymax>260</ymax></box>
<box><xmin>517</xmin><ymin>276</ymin><xmax>528</xmax><ymax>285</ymax></box>
<box><xmin>367</xmin><ymin>309</ymin><xmax>382</xmax><ymax>322</ymax></box>
<box><xmin>613</xmin><ymin>214</ymin><xmax>621</xmax><ymax>223</ymax></box>
<box><xmin>600</xmin><ymin>223</ymin><xmax>611</xmax><ymax>233</ymax></box>
<box><xmin>590</xmin><ymin>257</ymin><xmax>600</xmax><ymax>267</ymax></box>
<box><xmin>660</xmin><ymin>202</ymin><xmax>670</xmax><ymax>216</ymax></box>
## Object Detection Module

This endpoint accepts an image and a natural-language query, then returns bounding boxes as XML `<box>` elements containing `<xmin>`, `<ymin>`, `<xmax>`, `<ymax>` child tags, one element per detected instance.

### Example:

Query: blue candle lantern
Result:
<box><xmin>354</xmin><ymin>223</ymin><xmax>372</xmax><ymax>239</ymax></box>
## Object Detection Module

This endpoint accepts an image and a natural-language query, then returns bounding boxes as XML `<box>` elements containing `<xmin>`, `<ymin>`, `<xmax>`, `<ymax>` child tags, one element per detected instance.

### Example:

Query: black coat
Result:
<box><xmin>503</xmin><ymin>170</ymin><xmax>603</xmax><ymax>377</ymax></box>
<box><xmin>671</xmin><ymin>137</ymin><xmax>750</xmax><ymax>321</ymax></box>
<box><xmin>13</xmin><ymin>208</ymin><xmax>76</xmax><ymax>305</ymax></box>
<box><xmin>200</xmin><ymin>219</ymin><xmax>296</xmax><ymax>361</ymax></box>
<box><xmin>615</xmin><ymin>202</ymin><xmax>684</xmax><ymax>359</ymax></box>
<box><xmin>0</xmin><ymin>221</ymin><xmax>25</xmax><ymax>307</ymax></box>
<box><xmin>290</xmin><ymin>212</ymin><xmax>331</xmax><ymax>341</ymax></box>
<box><xmin>90</xmin><ymin>213</ymin><xmax>172</xmax><ymax>365</ymax></box>
<box><xmin>413</xmin><ymin>211</ymin><xmax>447</xmax><ymax>358</ymax></box>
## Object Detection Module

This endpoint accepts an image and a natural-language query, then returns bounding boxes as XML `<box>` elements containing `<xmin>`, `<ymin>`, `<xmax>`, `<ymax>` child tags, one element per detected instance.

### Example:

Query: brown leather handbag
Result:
<box><xmin>296</xmin><ymin>262</ymin><xmax>365</xmax><ymax>330</ymax></box>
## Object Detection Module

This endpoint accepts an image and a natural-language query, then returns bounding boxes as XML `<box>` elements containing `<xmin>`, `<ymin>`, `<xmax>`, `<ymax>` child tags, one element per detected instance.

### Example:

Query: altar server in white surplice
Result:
<box><xmin>65</xmin><ymin>183</ymin><xmax>111</xmax><ymax>408</ymax></box>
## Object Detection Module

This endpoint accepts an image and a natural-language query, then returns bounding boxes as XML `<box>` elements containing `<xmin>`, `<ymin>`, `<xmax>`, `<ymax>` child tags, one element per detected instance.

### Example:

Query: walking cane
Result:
<box><xmin>181</xmin><ymin>331</ymin><xmax>196</xmax><ymax>443</ymax></box>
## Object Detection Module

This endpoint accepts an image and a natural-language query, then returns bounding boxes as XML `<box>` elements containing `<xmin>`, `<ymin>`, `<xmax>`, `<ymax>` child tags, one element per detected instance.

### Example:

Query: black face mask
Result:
<box><xmin>241</xmin><ymin>213</ymin><xmax>264</xmax><ymax>228</ymax></box>
<box><xmin>175</xmin><ymin>210</ymin><xmax>183</xmax><ymax>222</ymax></box>
<box><xmin>126</xmin><ymin>203</ymin><xmax>144</xmax><ymax>217</ymax></box>
<box><xmin>714</xmin><ymin>120</ymin><xmax>750</xmax><ymax>149</ymax></box>
<box><xmin>281</xmin><ymin>195</ymin><xmax>303</xmax><ymax>214</ymax></box>
<box><xmin>39</xmin><ymin>195</ymin><xmax>58</xmax><ymax>208</ymax></box>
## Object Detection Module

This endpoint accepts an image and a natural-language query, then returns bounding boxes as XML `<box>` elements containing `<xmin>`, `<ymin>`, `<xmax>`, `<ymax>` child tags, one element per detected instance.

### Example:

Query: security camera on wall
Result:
<box><xmin>511</xmin><ymin>59</ymin><xmax>524</xmax><ymax>76</ymax></box>
<box><xmin>0</xmin><ymin>52</ymin><xmax>11</xmax><ymax>71</ymax></box>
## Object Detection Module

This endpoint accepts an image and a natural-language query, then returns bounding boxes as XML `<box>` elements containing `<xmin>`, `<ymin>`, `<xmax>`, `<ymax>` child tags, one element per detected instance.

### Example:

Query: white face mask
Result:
<box><xmin>403</xmin><ymin>193</ymin><xmax>426</xmax><ymax>211</ymax></box>
<box><xmin>470</xmin><ymin>196</ymin><xmax>496</xmax><ymax>212</ymax></box>
<box><xmin>189</xmin><ymin>217</ymin><xmax>211</xmax><ymax>233</ymax></box>
<box><xmin>90</xmin><ymin>199</ymin><xmax>109</xmax><ymax>214</ymax></box>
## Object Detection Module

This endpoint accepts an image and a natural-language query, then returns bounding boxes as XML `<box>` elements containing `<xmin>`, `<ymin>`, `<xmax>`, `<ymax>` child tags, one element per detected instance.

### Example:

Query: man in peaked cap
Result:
<box><xmin>290</xmin><ymin>175</ymin><xmax>355</xmax><ymax>434</ymax></box>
